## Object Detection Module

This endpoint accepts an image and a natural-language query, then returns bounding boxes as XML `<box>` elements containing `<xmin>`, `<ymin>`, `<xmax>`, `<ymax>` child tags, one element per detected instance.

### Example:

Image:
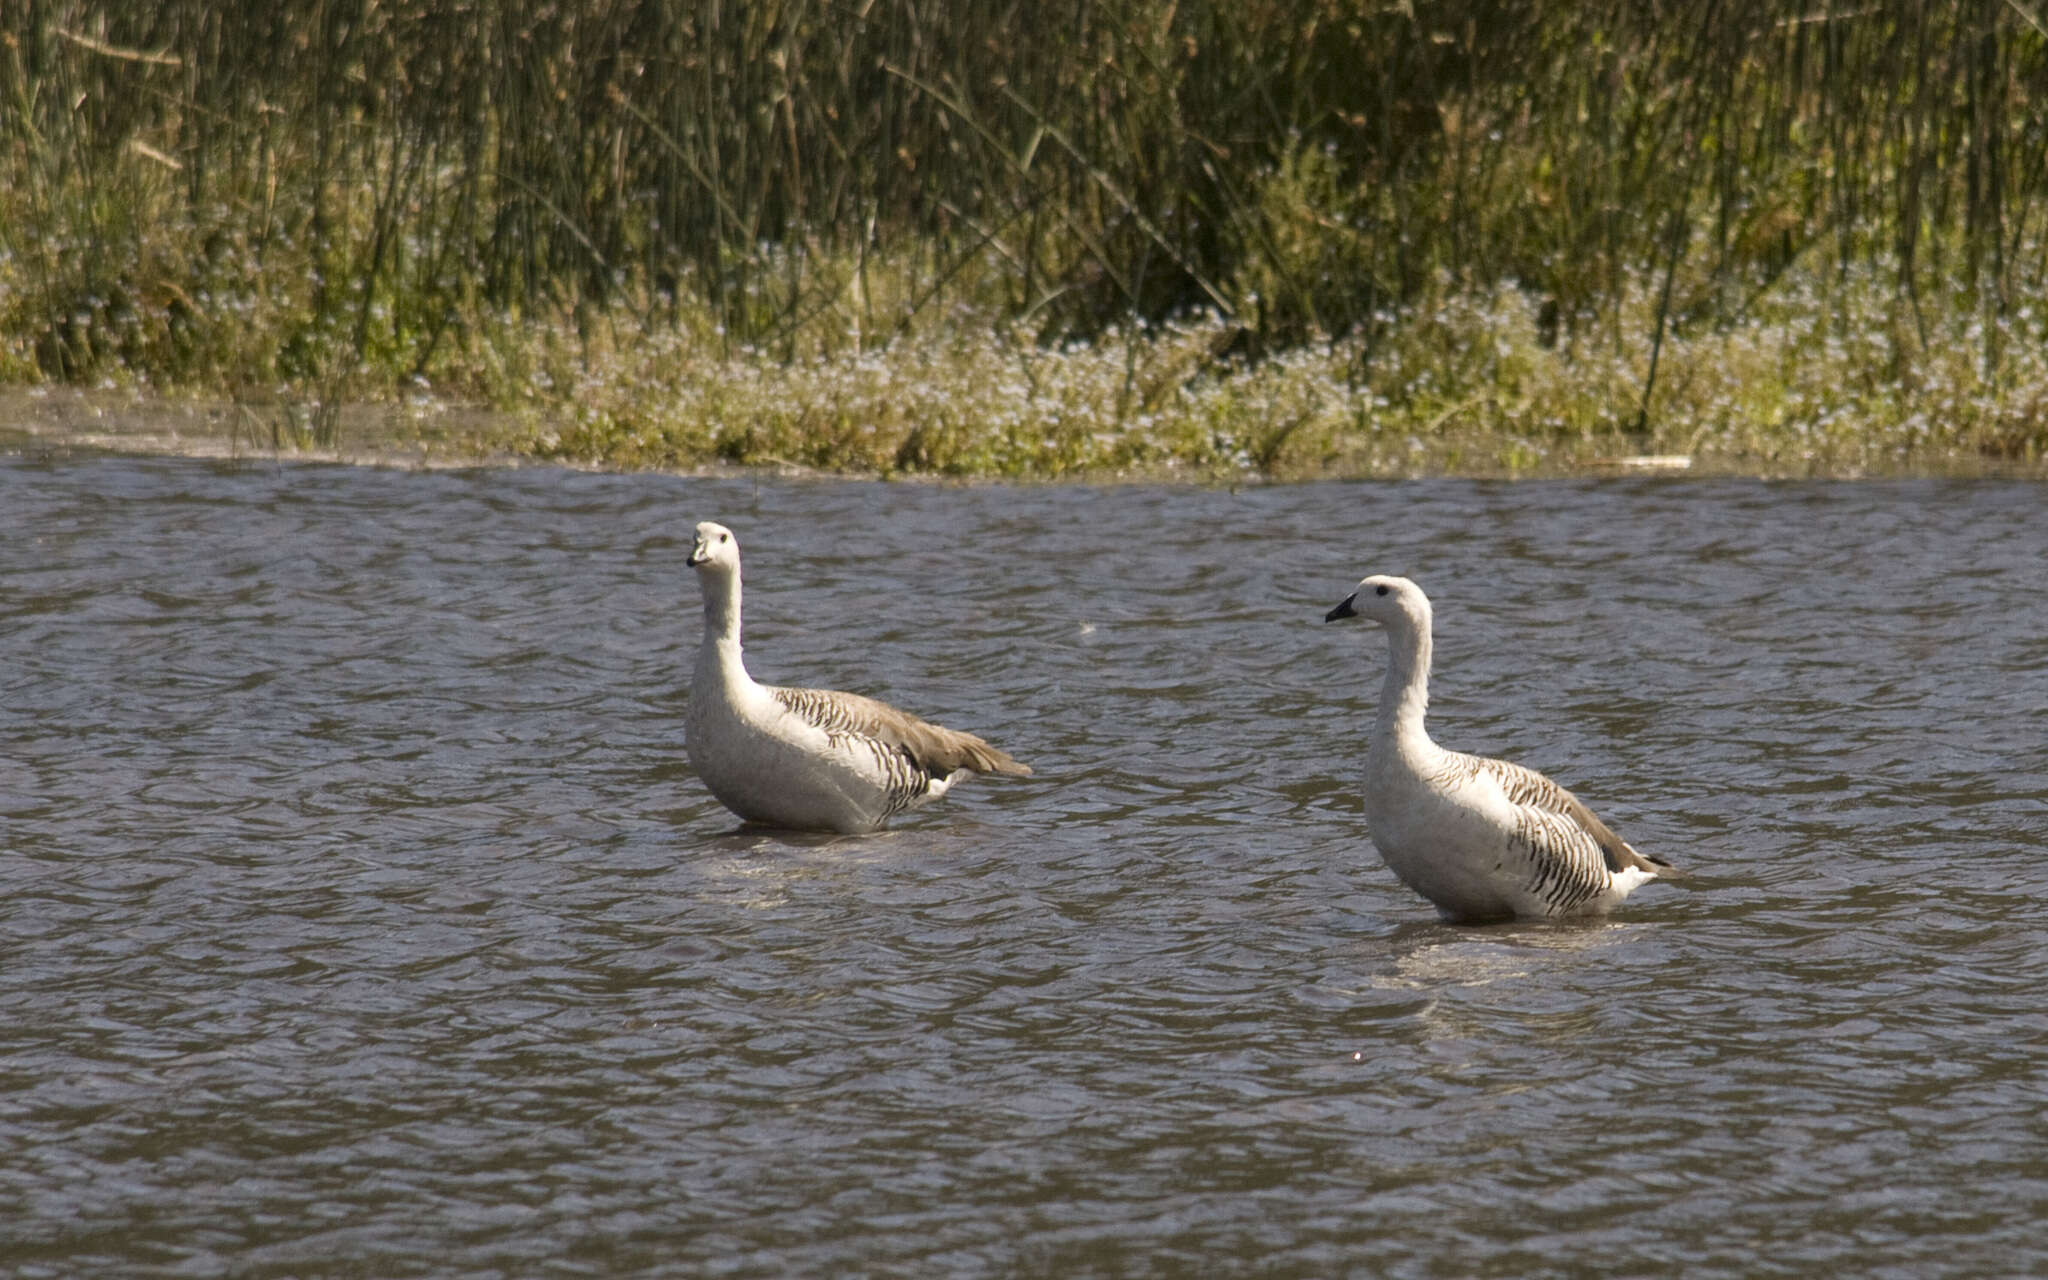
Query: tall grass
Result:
<box><xmin>1</xmin><ymin>2</ymin><xmax>2045</xmax><ymax>470</ymax></box>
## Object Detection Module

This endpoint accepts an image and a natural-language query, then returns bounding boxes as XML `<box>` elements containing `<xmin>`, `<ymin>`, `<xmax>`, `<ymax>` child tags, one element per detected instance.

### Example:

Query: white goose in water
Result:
<box><xmin>1324</xmin><ymin>575</ymin><xmax>1682</xmax><ymax>921</ymax></box>
<box><xmin>684</xmin><ymin>521</ymin><xmax>1030</xmax><ymax>833</ymax></box>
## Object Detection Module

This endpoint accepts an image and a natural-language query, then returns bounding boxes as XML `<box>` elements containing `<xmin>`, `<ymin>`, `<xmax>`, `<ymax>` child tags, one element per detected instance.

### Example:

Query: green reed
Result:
<box><xmin>1</xmin><ymin>2</ymin><xmax>2044</xmax><ymax>473</ymax></box>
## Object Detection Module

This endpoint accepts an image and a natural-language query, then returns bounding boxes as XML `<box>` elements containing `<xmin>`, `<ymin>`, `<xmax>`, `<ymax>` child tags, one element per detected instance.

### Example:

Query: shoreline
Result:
<box><xmin>4</xmin><ymin>386</ymin><xmax>2042</xmax><ymax>484</ymax></box>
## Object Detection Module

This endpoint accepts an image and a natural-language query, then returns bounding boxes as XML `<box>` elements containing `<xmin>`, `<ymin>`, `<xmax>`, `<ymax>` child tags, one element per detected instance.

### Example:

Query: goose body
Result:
<box><xmin>684</xmin><ymin>522</ymin><xmax>1029</xmax><ymax>833</ymax></box>
<box><xmin>1325</xmin><ymin>575</ymin><xmax>1680</xmax><ymax>922</ymax></box>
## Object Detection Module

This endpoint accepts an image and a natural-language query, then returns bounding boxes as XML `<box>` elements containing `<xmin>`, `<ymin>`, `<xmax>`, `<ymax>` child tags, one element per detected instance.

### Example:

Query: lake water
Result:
<box><xmin>3</xmin><ymin>447</ymin><xmax>2045</xmax><ymax>1277</ymax></box>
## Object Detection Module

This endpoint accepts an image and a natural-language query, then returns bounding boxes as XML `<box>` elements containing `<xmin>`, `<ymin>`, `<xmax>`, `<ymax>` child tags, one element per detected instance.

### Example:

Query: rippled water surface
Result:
<box><xmin>4</xmin><ymin>448</ymin><xmax>2046</xmax><ymax>1277</ymax></box>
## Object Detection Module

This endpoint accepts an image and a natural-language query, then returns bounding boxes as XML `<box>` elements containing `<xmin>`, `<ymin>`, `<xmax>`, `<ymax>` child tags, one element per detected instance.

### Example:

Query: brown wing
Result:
<box><xmin>771</xmin><ymin>685</ymin><xmax>1032</xmax><ymax>777</ymax></box>
<box><xmin>1469</xmin><ymin>753</ymin><xmax>1681</xmax><ymax>878</ymax></box>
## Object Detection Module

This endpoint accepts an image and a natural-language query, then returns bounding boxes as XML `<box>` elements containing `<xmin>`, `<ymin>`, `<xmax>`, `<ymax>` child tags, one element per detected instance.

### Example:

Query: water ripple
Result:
<box><xmin>2</xmin><ymin>457</ymin><xmax>2046</xmax><ymax>1277</ymax></box>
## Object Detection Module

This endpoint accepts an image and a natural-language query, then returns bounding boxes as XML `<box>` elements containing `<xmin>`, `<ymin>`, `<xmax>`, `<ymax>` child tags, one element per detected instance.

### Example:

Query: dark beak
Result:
<box><xmin>687</xmin><ymin>547</ymin><xmax>709</xmax><ymax>567</ymax></box>
<box><xmin>1324</xmin><ymin>593</ymin><xmax>1357</xmax><ymax>623</ymax></box>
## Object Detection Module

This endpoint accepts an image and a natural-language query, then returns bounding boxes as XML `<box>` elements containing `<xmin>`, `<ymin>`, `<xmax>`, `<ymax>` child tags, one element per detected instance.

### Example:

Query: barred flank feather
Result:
<box><xmin>1472</xmin><ymin>754</ymin><xmax>1680</xmax><ymax>879</ymax></box>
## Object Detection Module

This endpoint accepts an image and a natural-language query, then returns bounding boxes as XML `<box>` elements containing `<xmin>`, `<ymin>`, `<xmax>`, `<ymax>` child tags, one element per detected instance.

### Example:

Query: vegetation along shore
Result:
<box><xmin>4</xmin><ymin>2</ymin><xmax>2046</xmax><ymax>479</ymax></box>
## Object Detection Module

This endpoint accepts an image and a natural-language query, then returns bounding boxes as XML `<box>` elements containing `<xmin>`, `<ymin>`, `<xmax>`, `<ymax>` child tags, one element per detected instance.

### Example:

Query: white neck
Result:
<box><xmin>1373</xmin><ymin>609</ymin><xmax>1435</xmax><ymax>760</ymax></box>
<box><xmin>695</xmin><ymin>565</ymin><xmax>749</xmax><ymax>686</ymax></box>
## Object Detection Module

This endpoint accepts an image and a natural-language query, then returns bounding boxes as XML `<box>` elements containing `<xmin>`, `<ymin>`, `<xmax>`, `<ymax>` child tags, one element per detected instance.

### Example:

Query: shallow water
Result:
<box><xmin>3</xmin><ymin>450</ymin><xmax>2045</xmax><ymax>1277</ymax></box>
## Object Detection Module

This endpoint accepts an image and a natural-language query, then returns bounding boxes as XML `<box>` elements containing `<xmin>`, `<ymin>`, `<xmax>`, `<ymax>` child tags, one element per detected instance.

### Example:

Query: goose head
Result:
<box><xmin>1325</xmin><ymin>574</ymin><xmax>1431</xmax><ymax>633</ymax></box>
<box><xmin>688</xmin><ymin>521</ymin><xmax>741</xmax><ymax>575</ymax></box>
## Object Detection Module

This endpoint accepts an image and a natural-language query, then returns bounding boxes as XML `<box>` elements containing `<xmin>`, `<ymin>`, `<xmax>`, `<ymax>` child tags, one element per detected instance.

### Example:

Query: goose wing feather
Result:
<box><xmin>771</xmin><ymin>685</ymin><xmax>1033</xmax><ymax>777</ymax></box>
<box><xmin>1468</xmin><ymin>753</ymin><xmax>1679</xmax><ymax>878</ymax></box>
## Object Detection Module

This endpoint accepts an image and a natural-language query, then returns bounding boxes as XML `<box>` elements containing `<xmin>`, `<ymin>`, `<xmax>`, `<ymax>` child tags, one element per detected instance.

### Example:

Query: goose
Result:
<box><xmin>684</xmin><ymin>521</ymin><xmax>1030</xmax><ymax>832</ymax></box>
<box><xmin>1324</xmin><ymin>575</ymin><xmax>1681</xmax><ymax>921</ymax></box>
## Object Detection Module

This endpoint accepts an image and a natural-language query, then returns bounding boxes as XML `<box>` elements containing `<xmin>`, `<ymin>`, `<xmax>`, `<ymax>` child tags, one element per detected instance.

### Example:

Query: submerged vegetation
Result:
<box><xmin>2</xmin><ymin>2</ymin><xmax>2046</xmax><ymax>476</ymax></box>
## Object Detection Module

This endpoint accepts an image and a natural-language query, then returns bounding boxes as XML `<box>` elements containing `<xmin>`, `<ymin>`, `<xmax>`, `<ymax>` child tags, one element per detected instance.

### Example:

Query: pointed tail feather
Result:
<box><xmin>1632</xmin><ymin>845</ymin><xmax>1686</xmax><ymax>879</ymax></box>
<box><xmin>936</xmin><ymin>732</ymin><xmax>1032</xmax><ymax>777</ymax></box>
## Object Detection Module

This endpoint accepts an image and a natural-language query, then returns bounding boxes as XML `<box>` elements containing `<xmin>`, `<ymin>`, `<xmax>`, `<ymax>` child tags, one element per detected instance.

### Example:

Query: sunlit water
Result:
<box><xmin>3</xmin><ymin>448</ymin><xmax>2045</xmax><ymax>1277</ymax></box>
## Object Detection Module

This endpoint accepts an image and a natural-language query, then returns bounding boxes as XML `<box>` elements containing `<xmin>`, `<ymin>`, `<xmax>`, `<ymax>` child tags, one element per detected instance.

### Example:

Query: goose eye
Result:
<box><xmin>1375</xmin><ymin>584</ymin><xmax>1389</xmax><ymax>597</ymax></box>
